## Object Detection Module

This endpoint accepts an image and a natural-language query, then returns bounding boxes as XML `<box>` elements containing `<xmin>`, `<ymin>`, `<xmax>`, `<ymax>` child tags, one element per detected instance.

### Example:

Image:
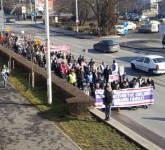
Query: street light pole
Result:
<box><xmin>29</xmin><ymin>0</ymin><xmax>32</xmax><ymax>15</ymax></box>
<box><xmin>75</xmin><ymin>0</ymin><xmax>79</xmax><ymax>33</ymax></box>
<box><xmin>1</xmin><ymin>0</ymin><xmax>3</xmax><ymax>10</ymax></box>
<box><xmin>0</xmin><ymin>0</ymin><xmax>4</xmax><ymax>33</ymax></box>
<box><xmin>45</xmin><ymin>0</ymin><xmax>52</xmax><ymax>104</ymax></box>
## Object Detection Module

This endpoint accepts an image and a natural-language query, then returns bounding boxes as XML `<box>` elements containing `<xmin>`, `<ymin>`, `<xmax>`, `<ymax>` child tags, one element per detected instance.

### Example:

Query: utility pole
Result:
<box><xmin>1</xmin><ymin>0</ymin><xmax>3</xmax><ymax>10</ymax></box>
<box><xmin>45</xmin><ymin>0</ymin><xmax>52</xmax><ymax>104</ymax></box>
<box><xmin>0</xmin><ymin>0</ymin><xmax>4</xmax><ymax>32</ymax></box>
<box><xmin>75</xmin><ymin>0</ymin><xmax>79</xmax><ymax>33</ymax></box>
<box><xmin>29</xmin><ymin>0</ymin><xmax>32</xmax><ymax>15</ymax></box>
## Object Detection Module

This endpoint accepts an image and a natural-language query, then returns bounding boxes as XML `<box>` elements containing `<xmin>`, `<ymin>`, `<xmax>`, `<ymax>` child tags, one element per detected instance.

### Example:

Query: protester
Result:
<box><xmin>112</xmin><ymin>60</ymin><xmax>119</xmax><ymax>73</ymax></box>
<box><xmin>162</xmin><ymin>35</ymin><xmax>165</xmax><ymax>48</ymax></box>
<box><xmin>103</xmin><ymin>65</ymin><xmax>112</xmax><ymax>83</ymax></box>
<box><xmin>1</xmin><ymin>64</ymin><xmax>9</xmax><ymax>87</ymax></box>
<box><xmin>103</xmin><ymin>84</ymin><xmax>113</xmax><ymax>120</ymax></box>
<box><xmin>1</xmin><ymin>31</ymin><xmax>156</xmax><ymax>112</ymax></box>
<box><xmin>67</xmin><ymin>69</ymin><xmax>77</xmax><ymax>86</ymax></box>
<box><xmin>147</xmin><ymin>76</ymin><xmax>155</xmax><ymax>89</ymax></box>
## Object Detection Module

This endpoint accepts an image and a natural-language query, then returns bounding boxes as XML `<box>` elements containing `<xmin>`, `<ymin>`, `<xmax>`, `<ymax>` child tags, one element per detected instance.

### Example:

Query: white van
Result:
<box><xmin>139</xmin><ymin>23</ymin><xmax>159</xmax><ymax>33</ymax></box>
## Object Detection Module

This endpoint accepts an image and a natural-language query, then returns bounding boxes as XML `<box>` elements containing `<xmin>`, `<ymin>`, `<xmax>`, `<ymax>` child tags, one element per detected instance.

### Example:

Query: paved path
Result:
<box><xmin>0</xmin><ymin>81</ymin><xmax>80</xmax><ymax>150</ymax></box>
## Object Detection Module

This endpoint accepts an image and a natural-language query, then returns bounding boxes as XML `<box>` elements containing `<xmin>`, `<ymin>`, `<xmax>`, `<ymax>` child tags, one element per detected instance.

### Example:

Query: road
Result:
<box><xmin>6</xmin><ymin>22</ymin><xmax>165</xmax><ymax>145</ymax></box>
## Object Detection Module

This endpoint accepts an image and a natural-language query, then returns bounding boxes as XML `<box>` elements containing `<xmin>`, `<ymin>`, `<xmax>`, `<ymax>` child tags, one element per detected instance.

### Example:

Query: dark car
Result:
<box><xmin>93</xmin><ymin>40</ymin><xmax>120</xmax><ymax>53</ymax></box>
<box><xmin>5</xmin><ymin>15</ymin><xmax>16</xmax><ymax>23</ymax></box>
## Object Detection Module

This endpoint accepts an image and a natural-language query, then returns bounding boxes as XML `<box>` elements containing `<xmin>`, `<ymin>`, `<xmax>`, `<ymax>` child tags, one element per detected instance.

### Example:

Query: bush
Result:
<box><xmin>65</xmin><ymin>26</ymin><xmax>73</xmax><ymax>31</ymax></box>
<box><xmin>89</xmin><ymin>23</ymin><xmax>96</xmax><ymax>29</ymax></box>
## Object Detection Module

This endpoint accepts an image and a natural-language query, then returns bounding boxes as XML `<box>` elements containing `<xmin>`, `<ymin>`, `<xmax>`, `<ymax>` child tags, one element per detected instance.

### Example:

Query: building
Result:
<box><xmin>137</xmin><ymin>0</ymin><xmax>160</xmax><ymax>16</ymax></box>
<box><xmin>158</xmin><ymin>0</ymin><xmax>165</xmax><ymax>17</ymax></box>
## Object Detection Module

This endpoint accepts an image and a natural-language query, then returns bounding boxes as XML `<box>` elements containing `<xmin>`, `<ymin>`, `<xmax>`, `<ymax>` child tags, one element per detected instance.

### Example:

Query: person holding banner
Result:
<box><xmin>103</xmin><ymin>84</ymin><xmax>113</xmax><ymax>121</ymax></box>
<box><xmin>112</xmin><ymin>60</ymin><xmax>119</xmax><ymax>73</ymax></box>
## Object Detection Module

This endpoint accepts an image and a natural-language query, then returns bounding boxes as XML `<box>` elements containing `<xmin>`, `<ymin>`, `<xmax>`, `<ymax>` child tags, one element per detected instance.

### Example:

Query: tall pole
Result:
<box><xmin>45</xmin><ymin>0</ymin><xmax>52</xmax><ymax>104</ymax></box>
<box><xmin>29</xmin><ymin>0</ymin><xmax>32</xmax><ymax>14</ymax></box>
<box><xmin>1</xmin><ymin>0</ymin><xmax>3</xmax><ymax>10</ymax></box>
<box><xmin>0</xmin><ymin>0</ymin><xmax>4</xmax><ymax>32</ymax></box>
<box><xmin>75</xmin><ymin>0</ymin><xmax>79</xmax><ymax>33</ymax></box>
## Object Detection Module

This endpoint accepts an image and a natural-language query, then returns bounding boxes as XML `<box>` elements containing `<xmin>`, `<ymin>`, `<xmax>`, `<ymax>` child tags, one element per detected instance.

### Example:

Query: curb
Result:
<box><xmin>89</xmin><ymin>107</ymin><xmax>163</xmax><ymax>150</ymax></box>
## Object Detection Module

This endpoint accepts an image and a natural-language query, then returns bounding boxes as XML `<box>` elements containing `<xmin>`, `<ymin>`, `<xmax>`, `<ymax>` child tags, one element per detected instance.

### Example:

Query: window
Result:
<box><xmin>136</xmin><ymin>57</ymin><xmax>144</xmax><ymax>62</ymax></box>
<box><xmin>153</xmin><ymin>58</ymin><xmax>165</xmax><ymax>63</ymax></box>
<box><xmin>144</xmin><ymin>58</ymin><xmax>150</xmax><ymax>64</ymax></box>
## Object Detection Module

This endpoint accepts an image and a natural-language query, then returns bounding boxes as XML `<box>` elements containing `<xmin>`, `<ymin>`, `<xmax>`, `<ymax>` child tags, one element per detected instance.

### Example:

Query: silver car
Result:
<box><xmin>93</xmin><ymin>40</ymin><xmax>120</xmax><ymax>53</ymax></box>
<box><xmin>131</xmin><ymin>55</ymin><xmax>165</xmax><ymax>74</ymax></box>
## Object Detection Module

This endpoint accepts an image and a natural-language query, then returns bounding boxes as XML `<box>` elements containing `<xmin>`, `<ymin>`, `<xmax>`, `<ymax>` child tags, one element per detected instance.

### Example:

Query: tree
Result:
<box><xmin>52</xmin><ymin>0</ymin><xmax>117</xmax><ymax>34</ymax></box>
<box><xmin>85</xmin><ymin>0</ymin><xmax>116</xmax><ymax>34</ymax></box>
<box><xmin>55</xmin><ymin>0</ymin><xmax>73</xmax><ymax>13</ymax></box>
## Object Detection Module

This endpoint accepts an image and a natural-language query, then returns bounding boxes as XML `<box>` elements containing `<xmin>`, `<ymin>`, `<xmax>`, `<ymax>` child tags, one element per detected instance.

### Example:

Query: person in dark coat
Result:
<box><xmin>103</xmin><ymin>84</ymin><xmax>113</xmax><ymax>120</ymax></box>
<box><xmin>76</xmin><ymin>67</ymin><xmax>84</xmax><ymax>90</ymax></box>
<box><xmin>162</xmin><ymin>35</ymin><xmax>165</xmax><ymax>48</ymax></box>
<box><xmin>147</xmin><ymin>76</ymin><xmax>155</xmax><ymax>89</ymax></box>
<box><xmin>103</xmin><ymin>65</ymin><xmax>112</xmax><ymax>83</ymax></box>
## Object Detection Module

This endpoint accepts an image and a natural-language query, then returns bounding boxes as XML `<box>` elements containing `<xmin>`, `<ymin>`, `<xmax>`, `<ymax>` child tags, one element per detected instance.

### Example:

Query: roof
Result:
<box><xmin>144</xmin><ymin>55</ymin><xmax>164</xmax><ymax>59</ymax></box>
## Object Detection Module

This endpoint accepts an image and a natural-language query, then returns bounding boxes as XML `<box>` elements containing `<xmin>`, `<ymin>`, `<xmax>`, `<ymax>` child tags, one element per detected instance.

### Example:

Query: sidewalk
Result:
<box><xmin>20</xmin><ymin>21</ymin><xmax>121</xmax><ymax>40</ymax></box>
<box><xmin>0</xmin><ymin>81</ymin><xmax>81</xmax><ymax>150</ymax></box>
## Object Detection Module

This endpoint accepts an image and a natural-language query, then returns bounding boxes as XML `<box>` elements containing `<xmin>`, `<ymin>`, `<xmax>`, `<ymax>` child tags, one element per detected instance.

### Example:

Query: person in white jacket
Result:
<box><xmin>1</xmin><ymin>65</ymin><xmax>9</xmax><ymax>87</ymax></box>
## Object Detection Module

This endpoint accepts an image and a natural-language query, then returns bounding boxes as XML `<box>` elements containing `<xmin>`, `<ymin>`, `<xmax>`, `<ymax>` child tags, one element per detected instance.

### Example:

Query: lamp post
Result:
<box><xmin>29</xmin><ymin>0</ymin><xmax>33</xmax><ymax>16</ymax></box>
<box><xmin>45</xmin><ymin>0</ymin><xmax>52</xmax><ymax>104</ymax></box>
<box><xmin>1</xmin><ymin>0</ymin><xmax>3</xmax><ymax>10</ymax></box>
<box><xmin>0</xmin><ymin>0</ymin><xmax>4</xmax><ymax>32</ymax></box>
<box><xmin>75</xmin><ymin>0</ymin><xmax>79</xmax><ymax>33</ymax></box>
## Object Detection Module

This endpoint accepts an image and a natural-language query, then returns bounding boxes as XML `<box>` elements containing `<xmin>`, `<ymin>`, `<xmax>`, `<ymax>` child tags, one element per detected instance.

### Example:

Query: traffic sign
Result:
<box><xmin>31</xmin><ymin>11</ymin><xmax>37</xmax><ymax>17</ymax></box>
<box><xmin>123</xmin><ymin>22</ymin><xmax>128</xmax><ymax>27</ymax></box>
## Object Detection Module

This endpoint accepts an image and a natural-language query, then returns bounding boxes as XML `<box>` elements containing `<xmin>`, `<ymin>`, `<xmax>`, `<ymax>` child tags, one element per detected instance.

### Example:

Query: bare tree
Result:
<box><xmin>55</xmin><ymin>0</ymin><xmax>73</xmax><ymax>13</ymax></box>
<box><xmin>84</xmin><ymin>0</ymin><xmax>116</xmax><ymax>34</ymax></box>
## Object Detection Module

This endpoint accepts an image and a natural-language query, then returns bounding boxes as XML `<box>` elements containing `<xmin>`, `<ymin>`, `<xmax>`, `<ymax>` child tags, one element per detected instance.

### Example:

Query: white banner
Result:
<box><xmin>95</xmin><ymin>87</ymin><xmax>154</xmax><ymax>108</ymax></box>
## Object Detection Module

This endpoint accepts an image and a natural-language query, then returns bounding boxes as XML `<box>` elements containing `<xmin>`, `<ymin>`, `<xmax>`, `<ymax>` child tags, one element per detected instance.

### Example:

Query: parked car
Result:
<box><xmin>139</xmin><ymin>15</ymin><xmax>149</xmax><ymax>22</ymax></box>
<box><xmin>138</xmin><ymin>23</ymin><xmax>159</xmax><ymax>33</ymax></box>
<box><xmin>127</xmin><ymin>21</ymin><xmax>137</xmax><ymax>30</ymax></box>
<box><xmin>113</xmin><ymin>25</ymin><xmax>125</xmax><ymax>35</ymax></box>
<box><xmin>130</xmin><ymin>55</ymin><xmax>165</xmax><ymax>74</ymax></box>
<box><xmin>93</xmin><ymin>40</ymin><xmax>120</xmax><ymax>53</ymax></box>
<box><xmin>5</xmin><ymin>15</ymin><xmax>16</xmax><ymax>23</ymax></box>
<box><xmin>149</xmin><ymin>20</ymin><xmax>160</xmax><ymax>25</ymax></box>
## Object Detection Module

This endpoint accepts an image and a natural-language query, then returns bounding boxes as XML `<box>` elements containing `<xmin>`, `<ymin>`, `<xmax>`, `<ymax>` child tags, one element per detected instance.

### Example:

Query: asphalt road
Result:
<box><xmin>6</xmin><ymin>22</ymin><xmax>165</xmax><ymax>143</ymax></box>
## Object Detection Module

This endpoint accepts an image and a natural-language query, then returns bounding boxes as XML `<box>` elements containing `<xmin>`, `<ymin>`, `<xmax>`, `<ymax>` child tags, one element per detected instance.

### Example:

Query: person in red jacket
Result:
<box><xmin>59</xmin><ymin>61</ymin><xmax>68</xmax><ymax>79</ymax></box>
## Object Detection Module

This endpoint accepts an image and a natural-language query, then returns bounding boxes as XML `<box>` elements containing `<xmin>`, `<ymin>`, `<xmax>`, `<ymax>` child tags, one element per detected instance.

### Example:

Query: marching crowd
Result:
<box><xmin>0</xmin><ymin>32</ymin><xmax>156</xmax><ymax>120</ymax></box>
<box><xmin>0</xmin><ymin>32</ymin><xmax>155</xmax><ymax>94</ymax></box>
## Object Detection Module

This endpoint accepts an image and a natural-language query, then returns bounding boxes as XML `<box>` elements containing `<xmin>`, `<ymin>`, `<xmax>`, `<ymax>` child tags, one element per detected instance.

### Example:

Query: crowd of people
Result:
<box><xmin>0</xmin><ymin>32</ymin><xmax>155</xmax><ymax>94</ymax></box>
<box><xmin>0</xmin><ymin>31</ymin><xmax>156</xmax><ymax>120</ymax></box>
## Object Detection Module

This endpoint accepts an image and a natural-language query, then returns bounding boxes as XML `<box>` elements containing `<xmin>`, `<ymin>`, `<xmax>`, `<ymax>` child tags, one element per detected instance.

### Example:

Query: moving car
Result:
<box><xmin>93</xmin><ymin>40</ymin><xmax>120</xmax><ymax>53</ymax></box>
<box><xmin>127</xmin><ymin>21</ymin><xmax>137</xmax><ymax>30</ymax></box>
<box><xmin>130</xmin><ymin>55</ymin><xmax>165</xmax><ymax>74</ymax></box>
